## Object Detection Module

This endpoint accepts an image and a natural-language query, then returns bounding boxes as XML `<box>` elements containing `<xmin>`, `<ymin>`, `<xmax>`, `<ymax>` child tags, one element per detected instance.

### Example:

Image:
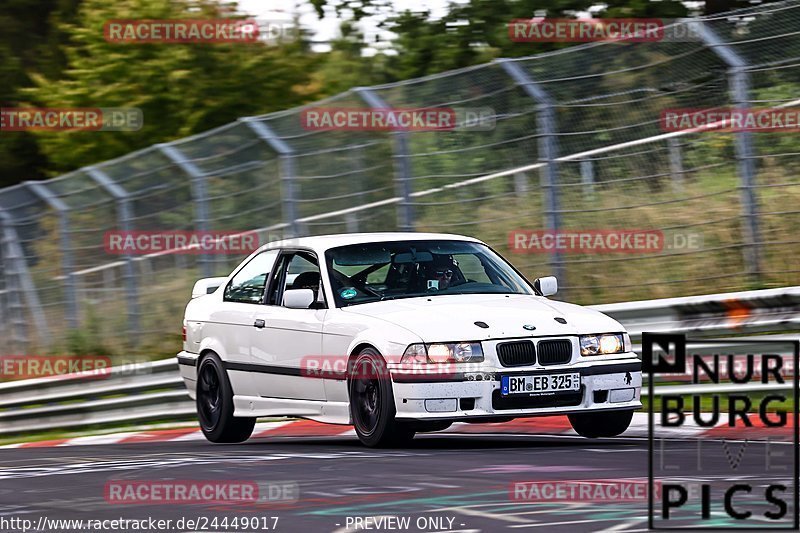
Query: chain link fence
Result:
<box><xmin>2</xmin><ymin>2</ymin><xmax>800</xmax><ymax>355</ymax></box>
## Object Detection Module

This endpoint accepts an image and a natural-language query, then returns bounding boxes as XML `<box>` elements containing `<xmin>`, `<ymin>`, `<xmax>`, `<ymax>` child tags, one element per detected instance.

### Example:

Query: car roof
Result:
<box><xmin>258</xmin><ymin>232</ymin><xmax>484</xmax><ymax>253</ymax></box>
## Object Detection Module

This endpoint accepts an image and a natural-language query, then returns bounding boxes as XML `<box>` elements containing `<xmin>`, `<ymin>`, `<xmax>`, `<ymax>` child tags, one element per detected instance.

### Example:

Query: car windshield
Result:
<box><xmin>325</xmin><ymin>240</ymin><xmax>533</xmax><ymax>307</ymax></box>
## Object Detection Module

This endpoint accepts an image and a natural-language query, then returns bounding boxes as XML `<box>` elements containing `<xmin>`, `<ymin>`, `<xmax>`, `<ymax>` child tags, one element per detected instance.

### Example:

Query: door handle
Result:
<box><xmin>253</xmin><ymin>319</ymin><xmax>266</xmax><ymax>329</ymax></box>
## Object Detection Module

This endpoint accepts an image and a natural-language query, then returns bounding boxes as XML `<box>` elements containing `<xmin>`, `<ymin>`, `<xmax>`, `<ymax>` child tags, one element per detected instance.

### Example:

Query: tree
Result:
<box><xmin>311</xmin><ymin>20</ymin><xmax>391</xmax><ymax>96</ymax></box>
<box><xmin>0</xmin><ymin>0</ymin><xmax>82</xmax><ymax>186</ymax></box>
<box><xmin>307</xmin><ymin>0</ymin><xmax>788</xmax><ymax>80</ymax></box>
<box><xmin>16</xmin><ymin>0</ymin><xmax>319</xmax><ymax>176</ymax></box>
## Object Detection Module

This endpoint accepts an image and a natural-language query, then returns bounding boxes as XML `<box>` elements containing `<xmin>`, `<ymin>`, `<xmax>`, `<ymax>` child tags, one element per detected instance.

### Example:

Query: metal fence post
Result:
<box><xmin>85</xmin><ymin>166</ymin><xmax>140</xmax><ymax>344</ymax></box>
<box><xmin>0</xmin><ymin>210</ymin><xmax>25</xmax><ymax>352</ymax></box>
<box><xmin>514</xmin><ymin>172</ymin><xmax>529</xmax><ymax>195</ymax></box>
<box><xmin>157</xmin><ymin>143</ymin><xmax>213</xmax><ymax>278</ymax></box>
<box><xmin>498</xmin><ymin>59</ymin><xmax>565</xmax><ymax>288</ymax></box>
<box><xmin>0</xmin><ymin>259</ymin><xmax>5</xmax><ymax>351</ymax></box>
<box><xmin>692</xmin><ymin>20</ymin><xmax>762</xmax><ymax>278</ymax></box>
<box><xmin>24</xmin><ymin>181</ymin><xmax>80</xmax><ymax>330</ymax></box>
<box><xmin>345</xmin><ymin>214</ymin><xmax>359</xmax><ymax>233</ymax></box>
<box><xmin>0</xmin><ymin>218</ymin><xmax>7</xmax><ymax>348</ymax></box>
<box><xmin>580</xmin><ymin>159</ymin><xmax>595</xmax><ymax>199</ymax></box>
<box><xmin>668</xmin><ymin>138</ymin><xmax>685</xmax><ymax>191</ymax></box>
<box><xmin>240</xmin><ymin>118</ymin><xmax>300</xmax><ymax>237</ymax></box>
<box><xmin>347</xmin><ymin>145</ymin><xmax>366</xmax><ymax>233</ymax></box>
<box><xmin>0</xmin><ymin>209</ymin><xmax>50</xmax><ymax>346</ymax></box>
<box><xmin>354</xmin><ymin>88</ymin><xmax>415</xmax><ymax>232</ymax></box>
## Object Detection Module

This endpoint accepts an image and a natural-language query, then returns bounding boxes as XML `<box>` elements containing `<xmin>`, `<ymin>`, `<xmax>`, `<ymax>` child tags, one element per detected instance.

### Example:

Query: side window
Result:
<box><xmin>223</xmin><ymin>250</ymin><xmax>279</xmax><ymax>304</ymax></box>
<box><xmin>267</xmin><ymin>252</ymin><xmax>322</xmax><ymax>306</ymax></box>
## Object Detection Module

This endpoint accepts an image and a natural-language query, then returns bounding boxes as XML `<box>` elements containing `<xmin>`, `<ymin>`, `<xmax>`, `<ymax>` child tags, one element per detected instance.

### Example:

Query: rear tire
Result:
<box><xmin>197</xmin><ymin>353</ymin><xmax>256</xmax><ymax>443</ymax></box>
<box><xmin>568</xmin><ymin>409</ymin><xmax>634</xmax><ymax>438</ymax></box>
<box><xmin>349</xmin><ymin>348</ymin><xmax>415</xmax><ymax>447</ymax></box>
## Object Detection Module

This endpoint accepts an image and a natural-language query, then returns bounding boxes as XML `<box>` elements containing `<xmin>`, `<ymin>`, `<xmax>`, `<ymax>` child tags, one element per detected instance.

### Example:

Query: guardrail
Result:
<box><xmin>0</xmin><ymin>359</ymin><xmax>194</xmax><ymax>435</ymax></box>
<box><xmin>595</xmin><ymin>286</ymin><xmax>800</xmax><ymax>341</ymax></box>
<box><xmin>0</xmin><ymin>286</ymin><xmax>798</xmax><ymax>436</ymax></box>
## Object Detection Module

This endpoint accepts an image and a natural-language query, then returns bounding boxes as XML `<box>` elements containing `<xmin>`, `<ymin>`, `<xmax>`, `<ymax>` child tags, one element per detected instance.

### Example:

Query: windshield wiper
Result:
<box><xmin>379</xmin><ymin>293</ymin><xmax>428</xmax><ymax>302</ymax></box>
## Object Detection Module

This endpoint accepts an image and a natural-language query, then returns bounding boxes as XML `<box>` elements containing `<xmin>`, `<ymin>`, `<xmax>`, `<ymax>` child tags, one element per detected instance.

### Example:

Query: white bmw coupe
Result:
<box><xmin>178</xmin><ymin>233</ymin><xmax>641</xmax><ymax>447</ymax></box>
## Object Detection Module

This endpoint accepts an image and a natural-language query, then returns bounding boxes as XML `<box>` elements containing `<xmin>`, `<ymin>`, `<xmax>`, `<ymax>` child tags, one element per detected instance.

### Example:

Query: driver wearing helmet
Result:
<box><xmin>427</xmin><ymin>254</ymin><xmax>458</xmax><ymax>290</ymax></box>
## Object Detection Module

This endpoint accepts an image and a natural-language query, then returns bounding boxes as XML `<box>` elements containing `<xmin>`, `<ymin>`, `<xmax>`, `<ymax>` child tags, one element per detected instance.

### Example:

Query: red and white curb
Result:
<box><xmin>2</xmin><ymin>413</ymin><xmax>789</xmax><ymax>449</ymax></box>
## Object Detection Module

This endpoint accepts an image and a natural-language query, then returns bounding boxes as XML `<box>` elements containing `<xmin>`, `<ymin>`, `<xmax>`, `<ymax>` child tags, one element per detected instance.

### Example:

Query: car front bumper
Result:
<box><xmin>390</xmin><ymin>357</ymin><xmax>642</xmax><ymax>421</ymax></box>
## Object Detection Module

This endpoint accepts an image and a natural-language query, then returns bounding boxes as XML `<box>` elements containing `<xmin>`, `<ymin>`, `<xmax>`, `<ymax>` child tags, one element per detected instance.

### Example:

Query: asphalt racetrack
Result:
<box><xmin>1</xmin><ymin>429</ymin><xmax>791</xmax><ymax>533</ymax></box>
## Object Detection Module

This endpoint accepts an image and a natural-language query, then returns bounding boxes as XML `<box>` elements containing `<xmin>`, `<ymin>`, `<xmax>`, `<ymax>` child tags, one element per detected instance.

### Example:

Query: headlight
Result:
<box><xmin>453</xmin><ymin>342</ymin><xmax>479</xmax><ymax>362</ymax></box>
<box><xmin>401</xmin><ymin>342</ymin><xmax>484</xmax><ymax>363</ymax></box>
<box><xmin>401</xmin><ymin>343</ymin><xmax>427</xmax><ymax>363</ymax></box>
<box><xmin>580</xmin><ymin>333</ymin><xmax>628</xmax><ymax>356</ymax></box>
<box><xmin>427</xmin><ymin>344</ymin><xmax>452</xmax><ymax>363</ymax></box>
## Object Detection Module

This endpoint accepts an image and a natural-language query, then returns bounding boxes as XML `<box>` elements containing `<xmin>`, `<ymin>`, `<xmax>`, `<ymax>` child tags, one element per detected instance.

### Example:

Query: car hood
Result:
<box><xmin>341</xmin><ymin>293</ymin><xmax>624</xmax><ymax>342</ymax></box>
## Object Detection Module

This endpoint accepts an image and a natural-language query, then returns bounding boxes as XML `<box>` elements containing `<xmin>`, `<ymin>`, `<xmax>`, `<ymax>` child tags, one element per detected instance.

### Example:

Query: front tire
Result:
<box><xmin>197</xmin><ymin>353</ymin><xmax>255</xmax><ymax>443</ymax></box>
<box><xmin>349</xmin><ymin>348</ymin><xmax>415</xmax><ymax>447</ymax></box>
<box><xmin>568</xmin><ymin>409</ymin><xmax>634</xmax><ymax>438</ymax></box>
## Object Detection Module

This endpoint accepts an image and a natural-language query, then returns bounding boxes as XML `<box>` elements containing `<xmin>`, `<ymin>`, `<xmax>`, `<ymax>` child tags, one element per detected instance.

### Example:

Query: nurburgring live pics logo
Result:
<box><xmin>645</xmin><ymin>333</ymin><xmax>799</xmax><ymax>529</ymax></box>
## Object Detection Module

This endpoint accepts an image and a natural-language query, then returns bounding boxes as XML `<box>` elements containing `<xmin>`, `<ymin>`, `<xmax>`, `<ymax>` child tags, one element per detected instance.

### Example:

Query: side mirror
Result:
<box><xmin>534</xmin><ymin>276</ymin><xmax>558</xmax><ymax>297</ymax></box>
<box><xmin>283</xmin><ymin>289</ymin><xmax>315</xmax><ymax>309</ymax></box>
<box><xmin>192</xmin><ymin>277</ymin><xmax>228</xmax><ymax>299</ymax></box>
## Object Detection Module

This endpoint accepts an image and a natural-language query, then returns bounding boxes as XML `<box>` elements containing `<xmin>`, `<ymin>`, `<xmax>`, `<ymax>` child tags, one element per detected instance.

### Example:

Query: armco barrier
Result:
<box><xmin>0</xmin><ymin>358</ymin><xmax>194</xmax><ymax>434</ymax></box>
<box><xmin>595</xmin><ymin>286</ymin><xmax>800</xmax><ymax>340</ymax></box>
<box><xmin>0</xmin><ymin>286</ymin><xmax>798</xmax><ymax>435</ymax></box>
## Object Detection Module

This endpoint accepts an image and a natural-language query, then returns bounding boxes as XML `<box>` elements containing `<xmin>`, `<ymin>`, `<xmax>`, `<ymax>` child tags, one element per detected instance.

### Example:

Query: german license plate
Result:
<box><xmin>501</xmin><ymin>373</ymin><xmax>580</xmax><ymax>395</ymax></box>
